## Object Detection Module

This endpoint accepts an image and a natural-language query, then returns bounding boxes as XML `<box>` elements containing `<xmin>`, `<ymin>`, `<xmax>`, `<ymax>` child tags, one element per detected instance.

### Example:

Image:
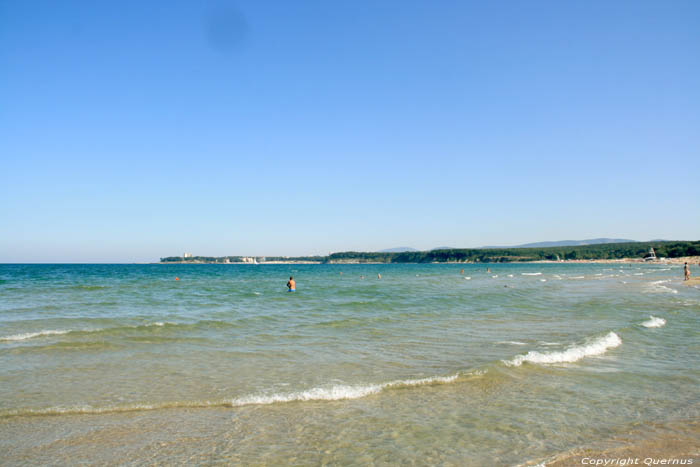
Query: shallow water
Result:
<box><xmin>1</xmin><ymin>263</ymin><xmax>698</xmax><ymax>464</ymax></box>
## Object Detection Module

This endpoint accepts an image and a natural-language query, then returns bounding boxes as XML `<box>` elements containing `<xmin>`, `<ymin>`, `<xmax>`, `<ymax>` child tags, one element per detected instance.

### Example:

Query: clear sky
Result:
<box><xmin>1</xmin><ymin>0</ymin><xmax>699</xmax><ymax>262</ymax></box>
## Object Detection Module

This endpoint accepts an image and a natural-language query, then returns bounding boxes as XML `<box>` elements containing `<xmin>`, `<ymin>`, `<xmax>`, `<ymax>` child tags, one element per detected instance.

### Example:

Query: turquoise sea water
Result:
<box><xmin>1</xmin><ymin>263</ymin><xmax>698</xmax><ymax>465</ymax></box>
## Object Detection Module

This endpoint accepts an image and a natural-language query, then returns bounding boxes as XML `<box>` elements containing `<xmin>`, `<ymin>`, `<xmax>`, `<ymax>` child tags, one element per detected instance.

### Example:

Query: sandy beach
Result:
<box><xmin>542</xmin><ymin>419</ymin><xmax>699</xmax><ymax>466</ymax></box>
<box><xmin>535</xmin><ymin>256</ymin><xmax>700</xmax><ymax>265</ymax></box>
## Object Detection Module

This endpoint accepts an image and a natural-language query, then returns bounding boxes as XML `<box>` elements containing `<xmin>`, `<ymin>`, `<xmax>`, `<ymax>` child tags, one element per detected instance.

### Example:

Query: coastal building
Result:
<box><xmin>644</xmin><ymin>248</ymin><xmax>657</xmax><ymax>261</ymax></box>
<box><xmin>183</xmin><ymin>253</ymin><xmax>193</xmax><ymax>259</ymax></box>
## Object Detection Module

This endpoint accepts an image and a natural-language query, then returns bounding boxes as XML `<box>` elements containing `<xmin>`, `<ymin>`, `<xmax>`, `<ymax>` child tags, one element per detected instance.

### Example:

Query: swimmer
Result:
<box><xmin>684</xmin><ymin>262</ymin><xmax>690</xmax><ymax>281</ymax></box>
<box><xmin>287</xmin><ymin>276</ymin><xmax>296</xmax><ymax>292</ymax></box>
<box><xmin>377</xmin><ymin>273</ymin><xmax>381</xmax><ymax>279</ymax></box>
<box><xmin>460</xmin><ymin>268</ymin><xmax>465</xmax><ymax>275</ymax></box>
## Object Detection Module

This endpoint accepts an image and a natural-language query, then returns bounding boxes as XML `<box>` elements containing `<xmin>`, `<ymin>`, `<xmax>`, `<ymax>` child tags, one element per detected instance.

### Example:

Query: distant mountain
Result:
<box><xmin>378</xmin><ymin>247</ymin><xmax>418</xmax><ymax>253</ymax></box>
<box><xmin>481</xmin><ymin>238</ymin><xmax>637</xmax><ymax>249</ymax></box>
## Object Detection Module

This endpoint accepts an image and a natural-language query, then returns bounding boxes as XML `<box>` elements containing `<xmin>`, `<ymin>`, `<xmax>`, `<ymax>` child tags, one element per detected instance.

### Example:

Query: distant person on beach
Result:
<box><xmin>287</xmin><ymin>276</ymin><xmax>296</xmax><ymax>292</ymax></box>
<box><xmin>684</xmin><ymin>262</ymin><xmax>690</xmax><ymax>281</ymax></box>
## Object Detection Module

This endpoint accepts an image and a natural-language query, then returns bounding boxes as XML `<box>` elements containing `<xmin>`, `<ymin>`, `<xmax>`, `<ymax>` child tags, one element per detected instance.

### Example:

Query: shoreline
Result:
<box><xmin>539</xmin><ymin>418</ymin><xmax>699</xmax><ymax>466</ymax></box>
<box><xmin>156</xmin><ymin>256</ymin><xmax>700</xmax><ymax>265</ymax></box>
<box><xmin>683</xmin><ymin>277</ymin><xmax>700</xmax><ymax>286</ymax></box>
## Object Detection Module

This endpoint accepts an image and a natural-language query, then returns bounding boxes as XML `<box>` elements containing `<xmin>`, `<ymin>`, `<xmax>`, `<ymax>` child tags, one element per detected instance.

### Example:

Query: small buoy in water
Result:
<box><xmin>175</xmin><ymin>277</ymin><xmax>179</xmax><ymax>281</ymax></box>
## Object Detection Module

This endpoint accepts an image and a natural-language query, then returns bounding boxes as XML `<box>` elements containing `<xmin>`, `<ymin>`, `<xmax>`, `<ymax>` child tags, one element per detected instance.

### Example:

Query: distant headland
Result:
<box><xmin>160</xmin><ymin>240</ymin><xmax>699</xmax><ymax>264</ymax></box>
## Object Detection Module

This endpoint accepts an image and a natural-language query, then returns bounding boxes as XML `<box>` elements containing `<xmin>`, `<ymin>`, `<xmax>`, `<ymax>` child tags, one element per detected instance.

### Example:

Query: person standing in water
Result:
<box><xmin>287</xmin><ymin>276</ymin><xmax>296</xmax><ymax>292</ymax></box>
<box><xmin>684</xmin><ymin>262</ymin><xmax>690</xmax><ymax>281</ymax></box>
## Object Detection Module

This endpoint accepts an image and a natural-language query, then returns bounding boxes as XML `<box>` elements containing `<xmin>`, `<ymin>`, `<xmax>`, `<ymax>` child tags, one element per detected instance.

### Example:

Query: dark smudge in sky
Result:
<box><xmin>205</xmin><ymin>4</ymin><xmax>249</xmax><ymax>54</ymax></box>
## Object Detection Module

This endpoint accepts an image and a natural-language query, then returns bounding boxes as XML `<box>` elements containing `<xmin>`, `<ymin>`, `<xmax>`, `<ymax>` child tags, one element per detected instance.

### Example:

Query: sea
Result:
<box><xmin>0</xmin><ymin>263</ymin><xmax>698</xmax><ymax>465</ymax></box>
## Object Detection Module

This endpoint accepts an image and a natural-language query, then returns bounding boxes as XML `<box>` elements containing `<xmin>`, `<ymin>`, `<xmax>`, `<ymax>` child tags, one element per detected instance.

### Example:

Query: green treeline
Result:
<box><xmin>160</xmin><ymin>240</ymin><xmax>699</xmax><ymax>264</ymax></box>
<box><xmin>327</xmin><ymin>241</ymin><xmax>699</xmax><ymax>263</ymax></box>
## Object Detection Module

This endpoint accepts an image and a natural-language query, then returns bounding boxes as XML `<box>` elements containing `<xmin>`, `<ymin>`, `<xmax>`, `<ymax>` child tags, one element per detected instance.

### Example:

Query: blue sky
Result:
<box><xmin>1</xmin><ymin>0</ymin><xmax>699</xmax><ymax>262</ymax></box>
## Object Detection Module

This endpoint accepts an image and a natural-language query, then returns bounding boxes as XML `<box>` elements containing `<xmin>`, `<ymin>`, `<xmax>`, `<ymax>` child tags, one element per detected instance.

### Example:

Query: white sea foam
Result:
<box><xmin>230</xmin><ymin>384</ymin><xmax>384</xmax><ymax>405</ymax></box>
<box><xmin>539</xmin><ymin>279</ymin><xmax>547</xmax><ymax>282</ymax></box>
<box><xmin>1</xmin><ymin>371</ymin><xmax>477</xmax><ymax>417</ymax></box>
<box><xmin>641</xmin><ymin>316</ymin><xmax>666</xmax><ymax>328</ymax></box>
<box><xmin>570</xmin><ymin>276</ymin><xmax>585</xmax><ymax>279</ymax></box>
<box><xmin>522</xmin><ymin>272</ymin><xmax>542</xmax><ymax>276</ymax></box>
<box><xmin>139</xmin><ymin>322</ymin><xmax>175</xmax><ymax>328</ymax></box>
<box><xmin>231</xmin><ymin>374</ymin><xmax>464</xmax><ymax>406</ymax></box>
<box><xmin>1</xmin><ymin>322</ymin><xmax>179</xmax><ymax>342</ymax></box>
<box><xmin>507</xmin><ymin>274</ymin><xmax>514</xmax><ymax>277</ymax></box>
<box><xmin>492</xmin><ymin>275</ymin><xmax>498</xmax><ymax>278</ymax></box>
<box><xmin>633</xmin><ymin>273</ymin><xmax>644</xmax><ymax>276</ymax></box>
<box><xmin>646</xmin><ymin>280</ymin><xmax>678</xmax><ymax>294</ymax></box>
<box><xmin>0</xmin><ymin>330</ymin><xmax>70</xmax><ymax>341</ymax></box>
<box><xmin>503</xmin><ymin>332</ymin><xmax>622</xmax><ymax>367</ymax></box>
<box><xmin>497</xmin><ymin>341</ymin><xmax>527</xmax><ymax>346</ymax></box>
<box><xmin>464</xmin><ymin>276</ymin><xmax>471</xmax><ymax>280</ymax></box>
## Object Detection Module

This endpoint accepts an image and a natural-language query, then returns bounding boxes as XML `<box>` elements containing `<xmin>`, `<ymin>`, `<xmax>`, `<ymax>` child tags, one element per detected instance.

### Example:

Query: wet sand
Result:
<box><xmin>541</xmin><ymin>419</ymin><xmax>700</xmax><ymax>466</ymax></box>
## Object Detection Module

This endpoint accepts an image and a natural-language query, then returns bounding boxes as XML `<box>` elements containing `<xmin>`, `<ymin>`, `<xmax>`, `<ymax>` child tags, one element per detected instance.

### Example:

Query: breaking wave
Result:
<box><xmin>0</xmin><ymin>371</ymin><xmax>482</xmax><ymax>418</ymax></box>
<box><xmin>503</xmin><ymin>332</ymin><xmax>622</xmax><ymax>367</ymax></box>
<box><xmin>641</xmin><ymin>316</ymin><xmax>666</xmax><ymax>328</ymax></box>
<box><xmin>646</xmin><ymin>280</ymin><xmax>678</xmax><ymax>294</ymax></box>
<box><xmin>0</xmin><ymin>330</ymin><xmax>70</xmax><ymax>341</ymax></box>
<box><xmin>0</xmin><ymin>322</ymin><xmax>179</xmax><ymax>342</ymax></box>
